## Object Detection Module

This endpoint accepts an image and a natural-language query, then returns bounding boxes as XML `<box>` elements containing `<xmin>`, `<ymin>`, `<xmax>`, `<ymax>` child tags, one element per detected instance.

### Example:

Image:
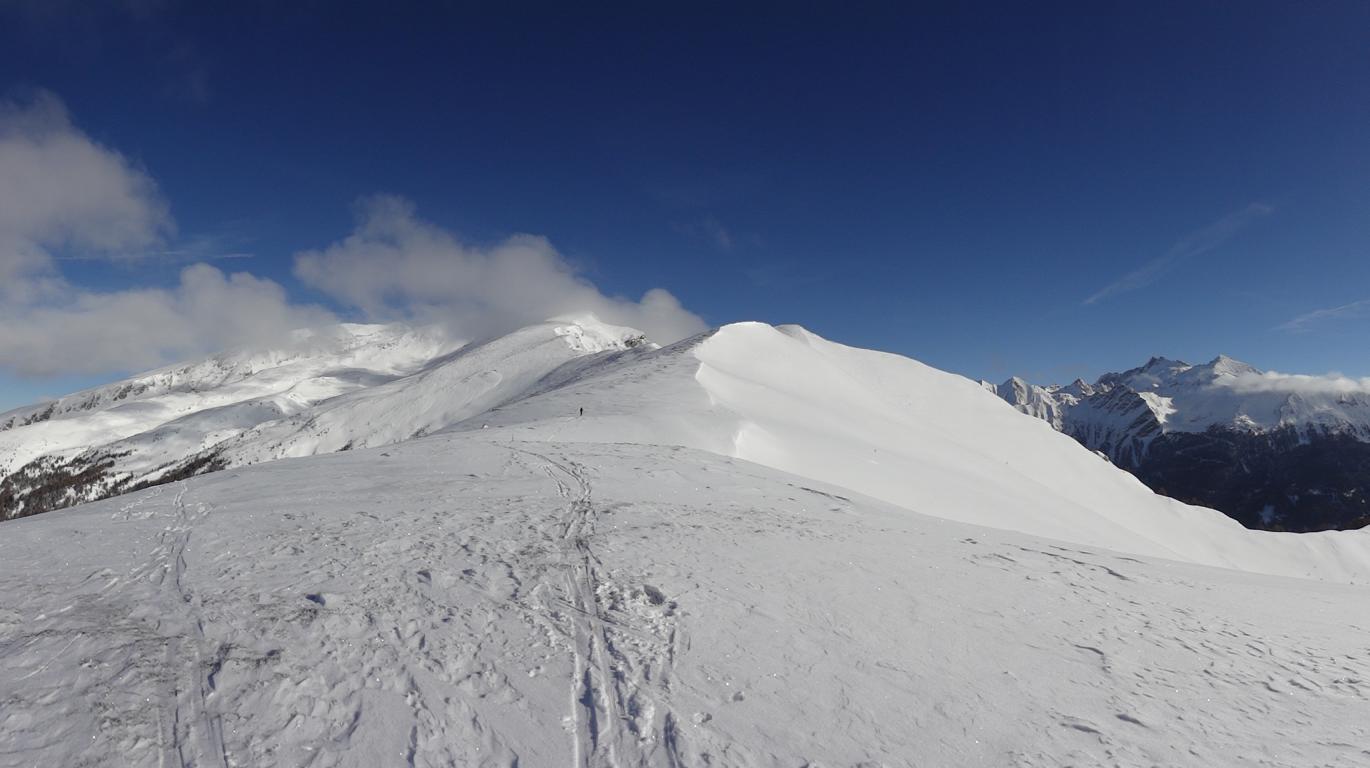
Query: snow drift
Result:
<box><xmin>459</xmin><ymin>321</ymin><xmax>1370</xmax><ymax>582</ymax></box>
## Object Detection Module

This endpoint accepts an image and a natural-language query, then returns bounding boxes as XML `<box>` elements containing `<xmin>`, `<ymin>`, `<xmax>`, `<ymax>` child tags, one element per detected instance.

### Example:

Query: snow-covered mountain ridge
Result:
<box><xmin>4</xmin><ymin>318</ymin><xmax>1370</xmax><ymax>766</ymax></box>
<box><xmin>0</xmin><ymin>323</ymin><xmax>460</xmax><ymax>517</ymax></box>
<box><xmin>0</xmin><ymin>319</ymin><xmax>650</xmax><ymax>520</ymax></box>
<box><xmin>991</xmin><ymin>355</ymin><xmax>1370</xmax><ymax>454</ymax></box>
<box><xmin>6</xmin><ymin>317</ymin><xmax>1370</xmax><ymax>582</ymax></box>
<box><xmin>989</xmin><ymin>356</ymin><xmax>1370</xmax><ymax>531</ymax></box>
<box><xmin>2</xmin><ymin>325</ymin><xmax>1369</xmax><ymax>766</ymax></box>
<box><xmin>0</xmin><ymin>323</ymin><xmax>459</xmax><ymax>468</ymax></box>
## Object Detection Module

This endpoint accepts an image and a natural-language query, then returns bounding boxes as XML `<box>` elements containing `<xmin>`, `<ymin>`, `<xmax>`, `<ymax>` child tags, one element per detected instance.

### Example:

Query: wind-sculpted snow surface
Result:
<box><xmin>1</xmin><ymin>436</ymin><xmax>1367</xmax><ymax>767</ymax></box>
<box><xmin>464</xmin><ymin>323</ymin><xmax>1370</xmax><ymax>583</ymax></box>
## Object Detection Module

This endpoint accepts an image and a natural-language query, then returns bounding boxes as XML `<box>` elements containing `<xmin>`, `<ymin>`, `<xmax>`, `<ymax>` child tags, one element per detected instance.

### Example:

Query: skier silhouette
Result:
<box><xmin>579</xmin><ymin>407</ymin><xmax>584</xmax><ymax>417</ymax></box>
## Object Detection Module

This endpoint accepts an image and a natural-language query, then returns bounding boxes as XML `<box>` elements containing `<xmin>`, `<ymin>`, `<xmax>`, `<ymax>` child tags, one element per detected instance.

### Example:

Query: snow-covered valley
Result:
<box><xmin>1</xmin><ymin>318</ymin><xmax>1369</xmax><ymax>766</ymax></box>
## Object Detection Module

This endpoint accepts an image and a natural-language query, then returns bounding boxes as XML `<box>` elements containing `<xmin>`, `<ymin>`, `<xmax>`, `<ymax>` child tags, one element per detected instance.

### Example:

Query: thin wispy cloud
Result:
<box><xmin>1083</xmin><ymin>203</ymin><xmax>1273</xmax><ymax>306</ymax></box>
<box><xmin>1277</xmin><ymin>298</ymin><xmax>1370</xmax><ymax>333</ymax></box>
<box><xmin>53</xmin><ymin>233</ymin><xmax>255</xmax><ymax>262</ymax></box>
<box><xmin>744</xmin><ymin>262</ymin><xmax>834</xmax><ymax>290</ymax></box>
<box><xmin>53</xmin><ymin>250</ymin><xmax>253</xmax><ymax>262</ymax></box>
<box><xmin>673</xmin><ymin>215</ymin><xmax>735</xmax><ymax>250</ymax></box>
<box><xmin>701</xmin><ymin>216</ymin><xmax>733</xmax><ymax>250</ymax></box>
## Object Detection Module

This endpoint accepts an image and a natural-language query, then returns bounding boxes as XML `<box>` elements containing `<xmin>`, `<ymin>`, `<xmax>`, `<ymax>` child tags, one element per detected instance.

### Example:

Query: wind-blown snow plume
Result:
<box><xmin>293</xmin><ymin>195</ymin><xmax>706</xmax><ymax>344</ymax></box>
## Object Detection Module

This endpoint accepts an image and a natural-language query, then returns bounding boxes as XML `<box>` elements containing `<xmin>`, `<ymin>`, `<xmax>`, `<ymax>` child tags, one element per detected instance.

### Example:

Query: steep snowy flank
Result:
<box><xmin>461</xmin><ymin>323</ymin><xmax>1370</xmax><ymax>582</ymax></box>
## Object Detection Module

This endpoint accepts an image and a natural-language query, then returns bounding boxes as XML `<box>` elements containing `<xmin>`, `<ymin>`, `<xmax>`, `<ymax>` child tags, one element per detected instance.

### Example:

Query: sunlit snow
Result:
<box><xmin>1</xmin><ymin>317</ymin><xmax>1368</xmax><ymax>767</ymax></box>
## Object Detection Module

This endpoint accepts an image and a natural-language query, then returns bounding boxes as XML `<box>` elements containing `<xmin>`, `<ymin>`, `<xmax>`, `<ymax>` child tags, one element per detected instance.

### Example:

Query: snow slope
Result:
<box><xmin>458</xmin><ymin>323</ymin><xmax>1370</xmax><ymax>582</ymax></box>
<box><xmin>7</xmin><ymin>317</ymin><xmax>1370</xmax><ymax>578</ymax></box>
<box><xmin>4</xmin><ymin>319</ymin><xmax>1370</xmax><ymax>765</ymax></box>
<box><xmin>1</xmin><ymin>436</ymin><xmax>1367</xmax><ymax>767</ymax></box>
<box><xmin>213</xmin><ymin>318</ymin><xmax>651</xmax><ymax>467</ymax></box>
<box><xmin>0</xmin><ymin>319</ymin><xmax>656</xmax><ymax>520</ymax></box>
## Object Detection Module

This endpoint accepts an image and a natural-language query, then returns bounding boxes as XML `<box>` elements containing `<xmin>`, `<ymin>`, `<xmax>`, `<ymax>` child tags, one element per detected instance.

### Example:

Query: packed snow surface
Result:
<box><xmin>2</xmin><ymin>437</ymin><xmax>1368</xmax><ymax>767</ymax></box>
<box><xmin>2</xmin><ymin>318</ymin><xmax>1369</xmax><ymax>766</ymax></box>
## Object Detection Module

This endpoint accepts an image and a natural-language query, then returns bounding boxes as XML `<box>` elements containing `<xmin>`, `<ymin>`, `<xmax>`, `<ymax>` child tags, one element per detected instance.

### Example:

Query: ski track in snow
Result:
<box><xmin>0</xmin><ymin>436</ymin><xmax>1368</xmax><ymax>766</ymax></box>
<box><xmin>510</xmin><ymin>445</ymin><xmax>684</xmax><ymax>767</ymax></box>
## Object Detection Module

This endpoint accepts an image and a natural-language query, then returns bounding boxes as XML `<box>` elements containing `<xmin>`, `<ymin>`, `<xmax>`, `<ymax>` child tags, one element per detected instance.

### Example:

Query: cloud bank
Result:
<box><xmin>1215</xmin><ymin>370</ymin><xmax>1370</xmax><ymax>397</ymax></box>
<box><xmin>0</xmin><ymin>91</ymin><xmax>331</xmax><ymax>376</ymax></box>
<box><xmin>0</xmin><ymin>92</ymin><xmax>170</xmax><ymax>287</ymax></box>
<box><xmin>0</xmin><ymin>265</ymin><xmax>335</xmax><ymax>375</ymax></box>
<box><xmin>294</xmin><ymin>196</ymin><xmax>706</xmax><ymax>345</ymax></box>
<box><xmin>0</xmin><ymin>93</ymin><xmax>705</xmax><ymax>379</ymax></box>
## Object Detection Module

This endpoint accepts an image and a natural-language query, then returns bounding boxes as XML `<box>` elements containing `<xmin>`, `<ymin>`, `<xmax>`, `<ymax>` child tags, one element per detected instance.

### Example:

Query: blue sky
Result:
<box><xmin>2</xmin><ymin>2</ymin><xmax>1369</xmax><ymax>410</ymax></box>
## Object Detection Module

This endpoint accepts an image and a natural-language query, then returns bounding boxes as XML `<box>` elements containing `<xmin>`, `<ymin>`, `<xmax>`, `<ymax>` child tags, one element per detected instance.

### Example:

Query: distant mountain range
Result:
<box><xmin>987</xmin><ymin>356</ymin><xmax>1370</xmax><ymax>531</ymax></box>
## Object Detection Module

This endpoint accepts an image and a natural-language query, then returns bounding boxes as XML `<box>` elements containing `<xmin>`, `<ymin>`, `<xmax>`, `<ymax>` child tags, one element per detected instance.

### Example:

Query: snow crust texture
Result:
<box><xmin>2</xmin><ymin>438</ymin><xmax>1368</xmax><ymax>767</ymax></box>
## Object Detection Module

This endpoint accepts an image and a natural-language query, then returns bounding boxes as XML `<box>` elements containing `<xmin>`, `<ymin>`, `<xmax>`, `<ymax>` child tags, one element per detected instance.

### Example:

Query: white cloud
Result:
<box><xmin>0</xmin><ymin>264</ymin><xmax>334</xmax><ymax>375</ymax></box>
<box><xmin>0</xmin><ymin>91</ymin><xmax>170</xmax><ymax>289</ymax></box>
<box><xmin>294</xmin><ymin>196</ymin><xmax>707</xmax><ymax>344</ymax></box>
<box><xmin>1215</xmin><ymin>370</ymin><xmax>1370</xmax><ymax>397</ymax></box>
<box><xmin>1084</xmin><ymin>203</ymin><xmax>1272</xmax><ymax>306</ymax></box>
<box><xmin>0</xmin><ymin>92</ymin><xmax>333</xmax><ymax>376</ymax></box>
<box><xmin>0</xmin><ymin>94</ymin><xmax>706</xmax><ymax>381</ymax></box>
<box><xmin>671</xmin><ymin>215</ymin><xmax>735</xmax><ymax>251</ymax></box>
